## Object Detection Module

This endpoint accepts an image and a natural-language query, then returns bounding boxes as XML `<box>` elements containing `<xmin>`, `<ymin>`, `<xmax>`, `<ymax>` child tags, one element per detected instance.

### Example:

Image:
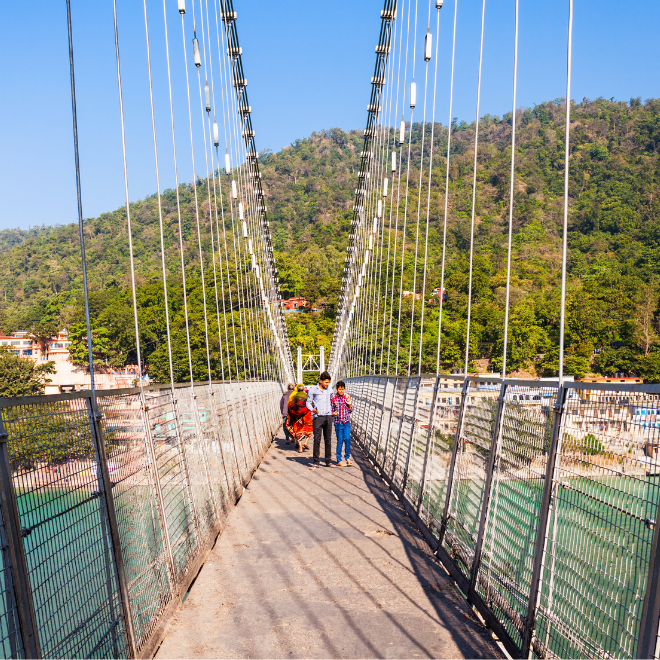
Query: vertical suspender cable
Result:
<box><xmin>393</xmin><ymin>0</ymin><xmax>415</xmax><ymax>377</ymax></box>
<box><xmin>205</xmin><ymin>0</ymin><xmax>233</xmax><ymax>382</ymax></box>
<box><xmin>434</xmin><ymin>0</ymin><xmax>458</xmax><ymax>375</ymax></box>
<box><xmin>66</xmin><ymin>0</ymin><xmax>97</xmax><ymax>394</ymax></box>
<box><xmin>386</xmin><ymin>0</ymin><xmax>407</xmax><ymax>375</ymax></box>
<box><xmin>188</xmin><ymin>0</ymin><xmax>215</xmax><ymax>385</ymax></box>
<box><xmin>142</xmin><ymin>0</ymin><xmax>178</xmax><ymax>388</ymax></box>
<box><xmin>212</xmin><ymin>0</ymin><xmax>242</xmax><ymax>382</ymax></box>
<box><xmin>558</xmin><ymin>0</ymin><xmax>573</xmax><ymax>385</ymax></box>
<box><xmin>417</xmin><ymin>0</ymin><xmax>442</xmax><ymax>374</ymax></box>
<box><xmin>112</xmin><ymin>0</ymin><xmax>147</xmax><ymax>390</ymax></box>
<box><xmin>193</xmin><ymin>0</ymin><xmax>220</xmax><ymax>385</ymax></box>
<box><xmin>379</xmin><ymin>16</ymin><xmax>399</xmax><ymax>374</ymax></box>
<box><xmin>67</xmin><ymin>3</ymin><xmax>135</xmax><ymax>656</ymax></box>
<box><xmin>162</xmin><ymin>0</ymin><xmax>196</xmax><ymax>385</ymax></box>
<box><xmin>501</xmin><ymin>0</ymin><xmax>519</xmax><ymax>380</ymax></box>
<box><xmin>464</xmin><ymin>0</ymin><xmax>487</xmax><ymax>376</ymax></box>
<box><xmin>407</xmin><ymin>0</ymin><xmax>433</xmax><ymax>375</ymax></box>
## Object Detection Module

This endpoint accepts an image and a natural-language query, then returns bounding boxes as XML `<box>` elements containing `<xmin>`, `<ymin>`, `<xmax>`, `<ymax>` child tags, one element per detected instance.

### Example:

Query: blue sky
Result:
<box><xmin>1</xmin><ymin>0</ymin><xmax>658</xmax><ymax>230</ymax></box>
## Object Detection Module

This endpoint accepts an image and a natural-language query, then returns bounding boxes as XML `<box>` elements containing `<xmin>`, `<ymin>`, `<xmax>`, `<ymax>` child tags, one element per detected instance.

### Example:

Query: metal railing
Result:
<box><xmin>347</xmin><ymin>375</ymin><xmax>660</xmax><ymax>660</ymax></box>
<box><xmin>0</xmin><ymin>380</ymin><xmax>283</xmax><ymax>659</ymax></box>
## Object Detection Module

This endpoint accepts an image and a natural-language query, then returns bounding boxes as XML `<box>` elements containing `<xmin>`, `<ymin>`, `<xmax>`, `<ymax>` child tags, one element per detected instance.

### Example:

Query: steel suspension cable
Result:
<box><xmin>393</xmin><ymin>0</ymin><xmax>415</xmax><ymax>377</ymax></box>
<box><xmin>558</xmin><ymin>0</ymin><xmax>574</xmax><ymax>385</ymax></box>
<box><xmin>406</xmin><ymin>0</ymin><xmax>432</xmax><ymax>376</ymax></box>
<box><xmin>501</xmin><ymin>0</ymin><xmax>519</xmax><ymax>380</ymax></box>
<box><xmin>464</xmin><ymin>0</ymin><xmax>487</xmax><ymax>376</ymax></box>
<box><xmin>111</xmin><ymin>0</ymin><xmax>147</xmax><ymax>391</ymax></box>
<box><xmin>416</xmin><ymin>0</ymin><xmax>442</xmax><ymax>375</ymax></box>
<box><xmin>434</xmin><ymin>0</ymin><xmax>458</xmax><ymax>375</ymax></box>
<box><xmin>66</xmin><ymin>0</ymin><xmax>97</xmax><ymax>392</ymax></box>
<box><xmin>372</xmin><ymin>23</ymin><xmax>400</xmax><ymax>374</ymax></box>
<box><xmin>162</xmin><ymin>0</ymin><xmax>196</xmax><ymax>385</ymax></box>
<box><xmin>187</xmin><ymin>1</ymin><xmax>215</xmax><ymax>386</ymax></box>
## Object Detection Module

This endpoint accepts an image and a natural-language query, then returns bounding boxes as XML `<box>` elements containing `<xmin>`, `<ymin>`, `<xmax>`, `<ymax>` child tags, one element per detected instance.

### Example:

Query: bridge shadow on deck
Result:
<box><xmin>155</xmin><ymin>430</ymin><xmax>503</xmax><ymax>659</ymax></box>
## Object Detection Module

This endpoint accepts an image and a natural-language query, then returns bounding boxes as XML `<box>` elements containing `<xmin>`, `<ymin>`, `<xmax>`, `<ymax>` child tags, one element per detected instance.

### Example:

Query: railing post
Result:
<box><xmin>378</xmin><ymin>377</ymin><xmax>399</xmax><ymax>472</ymax></box>
<box><xmin>389</xmin><ymin>377</ymin><xmax>411</xmax><ymax>481</ymax></box>
<box><xmin>353</xmin><ymin>378</ymin><xmax>368</xmax><ymax>441</ymax></box>
<box><xmin>364</xmin><ymin>376</ymin><xmax>380</xmax><ymax>453</ymax></box>
<box><xmin>468</xmin><ymin>382</ymin><xmax>508</xmax><ymax>596</ymax></box>
<box><xmin>86</xmin><ymin>396</ymin><xmax>137</xmax><ymax>658</ymax></box>
<box><xmin>401</xmin><ymin>376</ymin><xmax>423</xmax><ymax>492</ymax></box>
<box><xmin>139</xmin><ymin>392</ymin><xmax>176</xmax><ymax>582</ymax></box>
<box><xmin>209</xmin><ymin>387</ymin><xmax>237</xmax><ymax>503</ymax></box>
<box><xmin>0</xmin><ymin>418</ymin><xmax>41</xmax><ymax>659</ymax></box>
<box><xmin>366</xmin><ymin>377</ymin><xmax>384</xmax><ymax>457</ymax></box>
<box><xmin>191</xmin><ymin>389</ymin><xmax>219</xmax><ymax>519</ymax></box>
<box><xmin>438</xmin><ymin>378</ymin><xmax>469</xmax><ymax>546</ymax></box>
<box><xmin>521</xmin><ymin>385</ymin><xmax>567</xmax><ymax>659</ymax></box>
<box><xmin>373</xmin><ymin>376</ymin><xmax>392</xmax><ymax>464</ymax></box>
<box><xmin>416</xmin><ymin>375</ymin><xmax>441</xmax><ymax>514</ymax></box>
<box><xmin>636</xmin><ymin>488</ymin><xmax>660</xmax><ymax>658</ymax></box>
<box><xmin>171</xmin><ymin>392</ymin><xmax>202</xmax><ymax>546</ymax></box>
<box><xmin>224</xmin><ymin>381</ymin><xmax>249</xmax><ymax>484</ymax></box>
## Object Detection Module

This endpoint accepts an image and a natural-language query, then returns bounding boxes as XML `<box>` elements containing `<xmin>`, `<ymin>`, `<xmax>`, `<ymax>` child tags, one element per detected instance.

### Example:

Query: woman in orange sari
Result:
<box><xmin>287</xmin><ymin>384</ymin><xmax>313</xmax><ymax>453</ymax></box>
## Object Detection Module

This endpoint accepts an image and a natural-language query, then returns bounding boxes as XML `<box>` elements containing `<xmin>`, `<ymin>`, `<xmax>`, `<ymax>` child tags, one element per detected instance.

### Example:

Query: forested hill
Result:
<box><xmin>1</xmin><ymin>96</ymin><xmax>660</xmax><ymax>380</ymax></box>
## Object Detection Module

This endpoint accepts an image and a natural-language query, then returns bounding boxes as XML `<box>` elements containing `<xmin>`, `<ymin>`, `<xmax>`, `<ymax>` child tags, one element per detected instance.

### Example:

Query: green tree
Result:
<box><xmin>0</xmin><ymin>346</ymin><xmax>55</xmax><ymax>397</ymax></box>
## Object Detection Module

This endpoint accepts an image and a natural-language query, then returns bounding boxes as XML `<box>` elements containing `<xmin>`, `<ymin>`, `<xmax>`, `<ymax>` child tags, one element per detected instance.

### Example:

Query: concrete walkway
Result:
<box><xmin>156</xmin><ymin>432</ymin><xmax>503</xmax><ymax>659</ymax></box>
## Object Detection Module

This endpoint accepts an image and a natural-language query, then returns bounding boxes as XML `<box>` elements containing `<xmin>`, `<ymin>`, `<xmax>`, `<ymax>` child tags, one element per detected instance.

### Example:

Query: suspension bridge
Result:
<box><xmin>0</xmin><ymin>0</ymin><xmax>659</xmax><ymax>659</ymax></box>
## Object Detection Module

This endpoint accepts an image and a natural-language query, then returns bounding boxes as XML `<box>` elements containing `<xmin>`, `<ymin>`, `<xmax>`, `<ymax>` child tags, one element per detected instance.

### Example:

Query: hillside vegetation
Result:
<box><xmin>1</xmin><ymin>96</ymin><xmax>659</xmax><ymax>380</ymax></box>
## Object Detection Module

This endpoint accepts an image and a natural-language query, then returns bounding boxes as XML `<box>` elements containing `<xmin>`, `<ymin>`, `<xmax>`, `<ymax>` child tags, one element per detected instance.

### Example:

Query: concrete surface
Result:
<box><xmin>155</xmin><ymin>431</ymin><xmax>504</xmax><ymax>659</ymax></box>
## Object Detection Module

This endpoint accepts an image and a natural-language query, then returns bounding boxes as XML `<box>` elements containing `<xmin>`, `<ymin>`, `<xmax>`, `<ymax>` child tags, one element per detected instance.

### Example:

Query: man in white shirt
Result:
<box><xmin>306</xmin><ymin>371</ymin><xmax>334</xmax><ymax>468</ymax></box>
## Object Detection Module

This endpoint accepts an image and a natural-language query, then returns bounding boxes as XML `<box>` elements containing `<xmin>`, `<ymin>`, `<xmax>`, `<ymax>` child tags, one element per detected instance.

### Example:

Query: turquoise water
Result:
<box><xmin>440</xmin><ymin>473</ymin><xmax>659</xmax><ymax>658</ymax></box>
<box><xmin>15</xmin><ymin>488</ymin><xmax>128</xmax><ymax>658</ymax></box>
<box><xmin>4</xmin><ymin>482</ymin><xmax>202</xmax><ymax>658</ymax></box>
<box><xmin>3</xmin><ymin>468</ymin><xmax>657</xmax><ymax>659</ymax></box>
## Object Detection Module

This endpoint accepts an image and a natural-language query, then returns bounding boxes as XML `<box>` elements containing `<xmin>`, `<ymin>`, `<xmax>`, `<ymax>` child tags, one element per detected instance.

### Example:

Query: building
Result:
<box><xmin>0</xmin><ymin>330</ymin><xmax>146</xmax><ymax>394</ymax></box>
<box><xmin>576</xmin><ymin>376</ymin><xmax>643</xmax><ymax>385</ymax></box>
<box><xmin>430</xmin><ymin>287</ymin><xmax>448</xmax><ymax>302</ymax></box>
<box><xmin>402</xmin><ymin>290</ymin><xmax>422</xmax><ymax>300</ymax></box>
<box><xmin>0</xmin><ymin>332</ymin><xmax>44</xmax><ymax>360</ymax></box>
<box><xmin>281</xmin><ymin>297</ymin><xmax>308</xmax><ymax>311</ymax></box>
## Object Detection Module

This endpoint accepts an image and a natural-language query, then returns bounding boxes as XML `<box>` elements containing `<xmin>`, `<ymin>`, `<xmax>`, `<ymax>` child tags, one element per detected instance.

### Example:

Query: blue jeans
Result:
<box><xmin>283</xmin><ymin>418</ymin><xmax>291</xmax><ymax>442</ymax></box>
<box><xmin>335</xmin><ymin>422</ymin><xmax>351</xmax><ymax>462</ymax></box>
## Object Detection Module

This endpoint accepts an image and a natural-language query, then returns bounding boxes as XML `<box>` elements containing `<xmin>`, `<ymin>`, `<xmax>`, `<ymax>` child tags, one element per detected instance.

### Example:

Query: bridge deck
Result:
<box><xmin>155</xmin><ymin>432</ymin><xmax>503</xmax><ymax>659</ymax></box>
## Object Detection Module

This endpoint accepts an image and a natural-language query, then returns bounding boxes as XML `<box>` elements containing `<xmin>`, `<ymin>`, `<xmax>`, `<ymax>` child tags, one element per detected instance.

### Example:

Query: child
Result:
<box><xmin>331</xmin><ymin>381</ymin><xmax>353</xmax><ymax>466</ymax></box>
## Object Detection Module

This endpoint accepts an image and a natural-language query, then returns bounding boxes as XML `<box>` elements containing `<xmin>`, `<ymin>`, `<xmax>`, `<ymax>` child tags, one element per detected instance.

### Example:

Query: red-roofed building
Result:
<box><xmin>281</xmin><ymin>297</ymin><xmax>308</xmax><ymax>311</ymax></box>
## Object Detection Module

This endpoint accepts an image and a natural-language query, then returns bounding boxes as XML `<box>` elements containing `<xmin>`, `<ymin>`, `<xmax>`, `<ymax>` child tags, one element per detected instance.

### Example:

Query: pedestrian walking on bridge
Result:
<box><xmin>287</xmin><ymin>384</ymin><xmax>313</xmax><ymax>453</ymax></box>
<box><xmin>307</xmin><ymin>371</ymin><xmax>334</xmax><ymax>468</ymax></box>
<box><xmin>280</xmin><ymin>383</ymin><xmax>295</xmax><ymax>444</ymax></box>
<box><xmin>331</xmin><ymin>380</ymin><xmax>352</xmax><ymax>466</ymax></box>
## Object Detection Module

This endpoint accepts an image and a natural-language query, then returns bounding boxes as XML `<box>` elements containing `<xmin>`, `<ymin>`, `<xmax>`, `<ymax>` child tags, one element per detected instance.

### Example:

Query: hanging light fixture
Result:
<box><xmin>205</xmin><ymin>84</ymin><xmax>211</xmax><ymax>113</ymax></box>
<box><xmin>383</xmin><ymin>177</ymin><xmax>389</xmax><ymax>197</ymax></box>
<box><xmin>213</xmin><ymin>122</ymin><xmax>219</xmax><ymax>147</ymax></box>
<box><xmin>225</xmin><ymin>152</ymin><xmax>231</xmax><ymax>174</ymax></box>
<box><xmin>410</xmin><ymin>81</ymin><xmax>417</xmax><ymax>108</ymax></box>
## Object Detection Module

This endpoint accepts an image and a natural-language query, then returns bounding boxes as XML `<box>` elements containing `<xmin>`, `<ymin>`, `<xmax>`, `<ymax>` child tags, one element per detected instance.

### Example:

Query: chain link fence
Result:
<box><xmin>0</xmin><ymin>380</ymin><xmax>283</xmax><ymax>659</ymax></box>
<box><xmin>348</xmin><ymin>376</ymin><xmax>660</xmax><ymax>660</ymax></box>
